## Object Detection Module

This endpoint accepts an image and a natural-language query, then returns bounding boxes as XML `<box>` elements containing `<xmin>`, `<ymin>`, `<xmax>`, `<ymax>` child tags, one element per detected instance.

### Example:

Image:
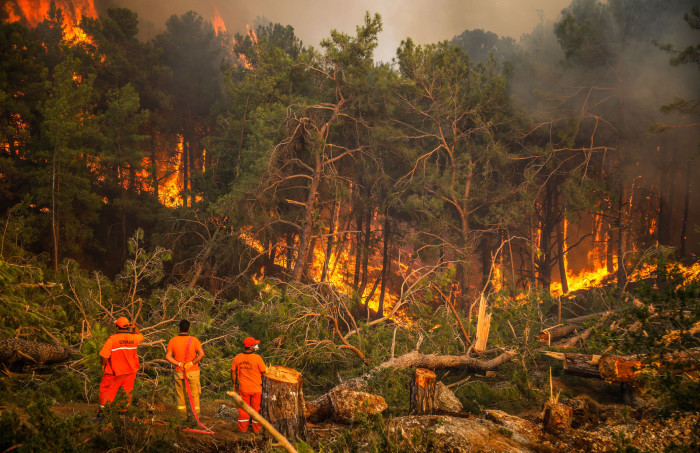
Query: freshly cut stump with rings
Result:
<box><xmin>261</xmin><ymin>365</ymin><xmax>307</xmax><ymax>441</ymax></box>
<box><xmin>410</xmin><ymin>368</ymin><xmax>436</xmax><ymax>415</ymax></box>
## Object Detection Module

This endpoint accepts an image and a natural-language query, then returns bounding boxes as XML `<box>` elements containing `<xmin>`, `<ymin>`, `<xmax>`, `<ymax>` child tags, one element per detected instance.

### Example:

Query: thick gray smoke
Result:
<box><xmin>96</xmin><ymin>0</ymin><xmax>572</xmax><ymax>62</ymax></box>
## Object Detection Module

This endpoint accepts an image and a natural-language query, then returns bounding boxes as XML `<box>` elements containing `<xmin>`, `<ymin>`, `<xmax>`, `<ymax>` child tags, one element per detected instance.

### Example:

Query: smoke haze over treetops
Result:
<box><xmin>97</xmin><ymin>0</ymin><xmax>572</xmax><ymax>62</ymax></box>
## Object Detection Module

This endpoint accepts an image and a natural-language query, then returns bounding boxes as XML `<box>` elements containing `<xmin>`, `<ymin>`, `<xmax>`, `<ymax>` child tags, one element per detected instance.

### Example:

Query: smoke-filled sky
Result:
<box><xmin>98</xmin><ymin>0</ymin><xmax>572</xmax><ymax>62</ymax></box>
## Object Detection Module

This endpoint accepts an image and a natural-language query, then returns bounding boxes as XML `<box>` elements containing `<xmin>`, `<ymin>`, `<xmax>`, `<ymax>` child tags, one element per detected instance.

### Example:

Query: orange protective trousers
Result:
<box><xmin>98</xmin><ymin>373</ymin><xmax>136</xmax><ymax>408</ymax></box>
<box><xmin>237</xmin><ymin>391</ymin><xmax>262</xmax><ymax>433</ymax></box>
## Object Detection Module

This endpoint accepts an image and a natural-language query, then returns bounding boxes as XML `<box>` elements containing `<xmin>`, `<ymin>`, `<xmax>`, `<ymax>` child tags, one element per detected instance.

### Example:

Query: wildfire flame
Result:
<box><xmin>210</xmin><ymin>2</ymin><xmax>226</xmax><ymax>35</ymax></box>
<box><xmin>5</xmin><ymin>0</ymin><xmax>97</xmax><ymax>43</ymax></box>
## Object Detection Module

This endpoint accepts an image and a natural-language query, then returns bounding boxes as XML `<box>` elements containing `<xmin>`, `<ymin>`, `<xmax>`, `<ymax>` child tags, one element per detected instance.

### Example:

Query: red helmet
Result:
<box><xmin>243</xmin><ymin>336</ymin><xmax>260</xmax><ymax>348</ymax></box>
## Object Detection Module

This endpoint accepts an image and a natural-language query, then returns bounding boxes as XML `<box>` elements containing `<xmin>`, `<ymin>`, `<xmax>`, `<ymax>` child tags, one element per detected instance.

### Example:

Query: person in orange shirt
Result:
<box><xmin>231</xmin><ymin>336</ymin><xmax>267</xmax><ymax>433</ymax></box>
<box><xmin>165</xmin><ymin>320</ymin><xmax>205</xmax><ymax>418</ymax></box>
<box><xmin>98</xmin><ymin>317</ymin><xmax>144</xmax><ymax>411</ymax></box>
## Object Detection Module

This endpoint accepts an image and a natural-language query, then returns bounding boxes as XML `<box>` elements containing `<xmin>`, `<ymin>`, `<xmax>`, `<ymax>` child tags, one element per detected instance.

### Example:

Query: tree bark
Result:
<box><xmin>544</xmin><ymin>347</ymin><xmax>700</xmax><ymax>383</ymax></box>
<box><xmin>0</xmin><ymin>338</ymin><xmax>74</xmax><ymax>370</ymax></box>
<box><xmin>359</xmin><ymin>205</ymin><xmax>372</xmax><ymax>295</ymax></box>
<box><xmin>291</xmin><ymin>152</ymin><xmax>321</xmax><ymax>282</ymax></box>
<box><xmin>557</xmin><ymin>217</ymin><xmax>569</xmax><ymax>295</ymax></box>
<box><xmin>305</xmin><ymin>387</ymin><xmax>388</xmax><ymax>423</ymax></box>
<box><xmin>261</xmin><ymin>365</ymin><xmax>307</xmax><ymax>442</ymax></box>
<box><xmin>353</xmin><ymin>207</ymin><xmax>362</xmax><ymax>290</ymax></box>
<box><xmin>307</xmin><ymin>349</ymin><xmax>517</xmax><ymax>419</ymax></box>
<box><xmin>539</xmin><ymin>312</ymin><xmax>613</xmax><ymax>344</ymax></box>
<box><xmin>598</xmin><ymin>354</ymin><xmax>643</xmax><ymax>383</ymax></box>
<box><xmin>410</xmin><ymin>368</ymin><xmax>436</xmax><ymax>415</ymax></box>
<box><xmin>539</xmin><ymin>324</ymin><xmax>579</xmax><ymax>345</ymax></box>
<box><xmin>321</xmin><ymin>201</ymin><xmax>339</xmax><ymax>282</ymax></box>
<box><xmin>542</xmin><ymin>401</ymin><xmax>573</xmax><ymax>432</ymax></box>
<box><xmin>679</xmin><ymin>163</ymin><xmax>691</xmax><ymax>258</ymax></box>
<box><xmin>377</xmin><ymin>215</ymin><xmax>391</xmax><ymax>318</ymax></box>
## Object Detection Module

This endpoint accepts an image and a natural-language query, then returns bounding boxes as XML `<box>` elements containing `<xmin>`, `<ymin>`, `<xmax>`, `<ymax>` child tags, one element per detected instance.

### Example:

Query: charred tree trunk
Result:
<box><xmin>321</xmin><ymin>201</ymin><xmax>339</xmax><ymax>282</ymax></box>
<box><xmin>605</xmin><ymin>223</ymin><xmax>615</xmax><ymax>274</ymax></box>
<box><xmin>150</xmin><ymin>135</ymin><xmax>159</xmax><ymax>200</ymax></box>
<box><xmin>182</xmin><ymin>136</ymin><xmax>189</xmax><ymax>207</ymax></box>
<box><xmin>410</xmin><ymin>368</ymin><xmax>436</xmax><ymax>415</ymax></box>
<box><xmin>557</xmin><ymin>212</ymin><xmax>568</xmax><ymax>294</ymax></box>
<box><xmin>535</xmin><ymin>181</ymin><xmax>561</xmax><ymax>293</ymax></box>
<box><xmin>616</xmin><ymin>181</ymin><xmax>628</xmax><ymax>290</ymax></box>
<box><xmin>261</xmin><ymin>365</ymin><xmax>307</xmax><ymax>441</ymax></box>
<box><xmin>359</xmin><ymin>205</ymin><xmax>372</xmax><ymax>295</ymax></box>
<box><xmin>285</xmin><ymin>232</ymin><xmax>295</xmax><ymax>272</ymax></box>
<box><xmin>291</xmin><ymin>152</ymin><xmax>321</xmax><ymax>282</ymax></box>
<box><xmin>377</xmin><ymin>216</ymin><xmax>391</xmax><ymax>318</ymax></box>
<box><xmin>481</xmin><ymin>235</ymin><xmax>492</xmax><ymax>292</ymax></box>
<box><xmin>679</xmin><ymin>163</ymin><xmax>691</xmax><ymax>258</ymax></box>
<box><xmin>658</xmin><ymin>155</ymin><xmax>671</xmax><ymax>246</ymax></box>
<box><xmin>353</xmin><ymin>207</ymin><xmax>362</xmax><ymax>290</ymax></box>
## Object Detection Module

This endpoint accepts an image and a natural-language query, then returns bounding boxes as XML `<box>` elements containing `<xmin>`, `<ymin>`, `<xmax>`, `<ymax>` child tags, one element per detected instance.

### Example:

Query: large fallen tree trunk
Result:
<box><xmin>376</xmin><ymin>349</ymin><xmax>517</xmax><ymax>371</ymax></box>
<box><xmin>0</xmin><ymin>338</ymin><xmax>75</xmax><ymax>370</ymax></box>
<box><xmin>544</xmin><ymin>347</ymin><xmax>700</xmax><ymax>383</ymax></box>
<box><xmin>307</xmin><ymin>349</ymin><xmax>517</xmax><ymax>420</ymax></box>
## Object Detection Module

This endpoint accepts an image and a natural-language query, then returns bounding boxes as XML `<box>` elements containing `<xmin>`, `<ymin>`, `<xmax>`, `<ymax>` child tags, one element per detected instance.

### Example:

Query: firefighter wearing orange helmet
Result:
<box><xmin>98</xmin><ymin>317</ymin><xmax>144</xmax><ymax>411</ymax></box>
<box><xmin>231</xmin><ymin>336</ymin><xmax>267</xmax><ymax>433</ymax></box>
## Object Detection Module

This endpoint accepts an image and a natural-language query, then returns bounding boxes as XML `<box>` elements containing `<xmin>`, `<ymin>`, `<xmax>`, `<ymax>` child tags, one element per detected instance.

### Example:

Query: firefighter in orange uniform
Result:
<box><xmin>98</xmin><ymin>317</ymin><xmax>144</xmax><ymax>411</ymax></box>
<box><xmin>165</xmin><ymin>320</ymin><xmax>205</xmax><ymax>418</ymax></box>
<box><xmin>231</xmin><ymin>336</ymin><xmax>267</xmax><ymax>433</ymax></box>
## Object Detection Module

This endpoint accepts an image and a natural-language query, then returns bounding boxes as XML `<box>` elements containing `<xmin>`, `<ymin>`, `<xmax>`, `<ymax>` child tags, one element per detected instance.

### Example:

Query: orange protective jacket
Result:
<box><xmin>231</xmin><ymin>352</ymin><xmax>266</xmax><ymax>393</ymax></box>
<box><xmin>166</xmin><ymin>335</ymin><xmax>202</xmax><ymax>372</ymax></box>
<box><xmin>99</xmin><ymin>332</ymin><xmax>144</xmax><ymax>375</ymax></box>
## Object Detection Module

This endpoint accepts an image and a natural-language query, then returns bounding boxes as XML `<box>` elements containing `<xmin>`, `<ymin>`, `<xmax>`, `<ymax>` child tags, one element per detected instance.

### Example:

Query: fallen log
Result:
<box><xmin>539</xmin><ymin>324</ymin><xmax>579</xmax><ymax>344</ymax></box>
<box><xmin>539</xmin><ymin>311</ymin><xmax>612</xmax><ymax>344</ymax></box>
<box><xmin>376</xmin><ymin>349</ymin><xmax>518</xmax><ymax>371</ymax></box>
<box><xmin>261</xmin><ymin>365</ymin><xmax>307</xmax><ymax>442</ymax></box>
<box><xmin>553</xmin><ymin>327</ymin><xmax>594</xmax><ymax>349</ymax></box>
<box><xmin>328</xmin><ymin>388</ymin><xmax>387</xmax><ymax>423</ymax></box>
<box><xmin>320</xmin><ymin>348</ymin><xmax>516</xmax><ymax>396</ymax></box>
<box><xmin>543</xmin><ymin>347</ymin><xmax>700</xmax><ymax>383</ymax></box>
<box><xmin>0</xmin><ymin>338</ymin><xmax>75</xmax><ymax>370</ymax></box>
<box><xmin>306</xmin><ymin>387</ymin><xmax>387</xmax><ymax>423</ymax></box>
<box><xmin>306</xmin><ymin>349</ymin><xmax>516</xmax><ymax>421</ymax></box>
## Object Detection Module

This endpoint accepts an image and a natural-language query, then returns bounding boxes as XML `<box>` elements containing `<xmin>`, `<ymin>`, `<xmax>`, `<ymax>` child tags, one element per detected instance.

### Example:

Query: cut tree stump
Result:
<box><xmin>261</xmin><ymin>365</ymin><xmax>307</xmax><ymax>442</ymax></box>
<box><xmin>542</xmin><ymin>401</ymin><xmax>573</xmax><ymax>432</ymax></box>
<box><xmin>410</xmin><ymin>368</ymin><xmax>436</xmax><ymax>415</ymax></box>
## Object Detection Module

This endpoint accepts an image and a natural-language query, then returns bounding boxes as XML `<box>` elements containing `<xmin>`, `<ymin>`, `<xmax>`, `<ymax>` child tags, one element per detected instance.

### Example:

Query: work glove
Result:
<box><xmin>184</xmin><ymin>362</ymin><xmax>193</xmax><ymax>371</ymax></box>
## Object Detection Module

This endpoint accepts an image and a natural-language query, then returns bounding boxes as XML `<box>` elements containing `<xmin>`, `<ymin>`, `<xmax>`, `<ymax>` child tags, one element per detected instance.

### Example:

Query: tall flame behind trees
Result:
<box><xmin>5</xmin><ymin>0</ymin><xmax>97</xmax><ymax>41</ymax></box>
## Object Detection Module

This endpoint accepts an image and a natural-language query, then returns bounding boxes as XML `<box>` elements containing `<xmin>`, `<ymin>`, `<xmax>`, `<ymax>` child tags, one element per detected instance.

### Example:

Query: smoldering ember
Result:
<box><xmin>0</xmin><ymin>0</ymin><xmax>698</xmax><ymax>451</ymax></box>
